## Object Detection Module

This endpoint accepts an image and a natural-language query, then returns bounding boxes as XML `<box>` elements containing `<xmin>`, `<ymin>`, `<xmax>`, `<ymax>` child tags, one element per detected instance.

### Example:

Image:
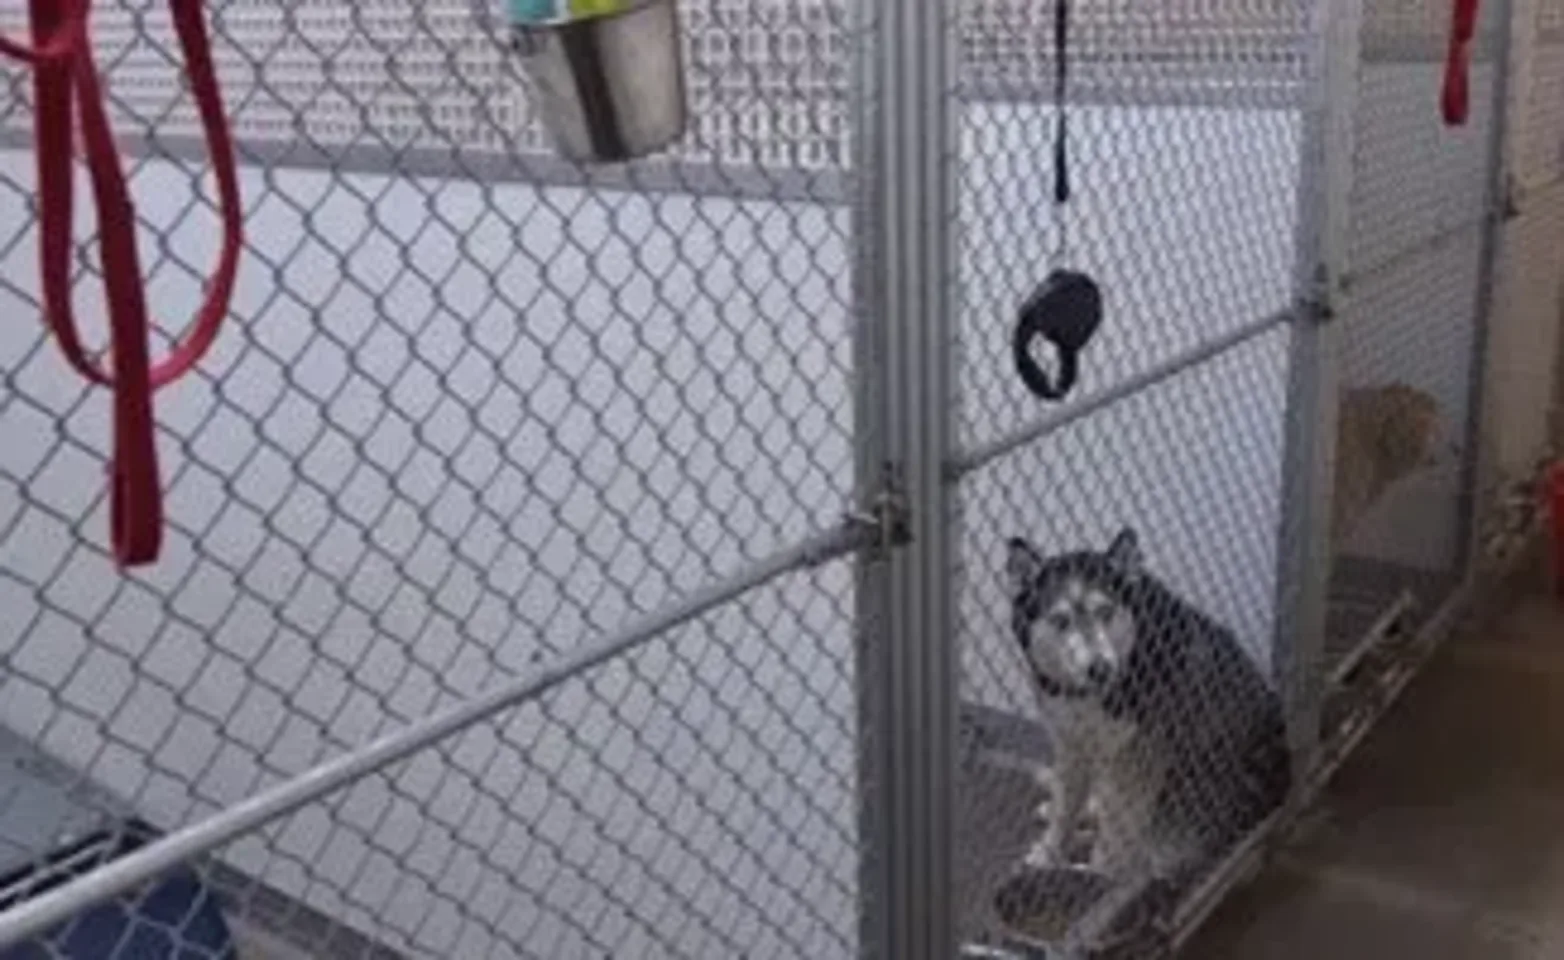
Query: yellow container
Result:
<box><xmin>568</xmin><ymin>0</ymin><xmax>625</xmax><ymax>16</ymax></box>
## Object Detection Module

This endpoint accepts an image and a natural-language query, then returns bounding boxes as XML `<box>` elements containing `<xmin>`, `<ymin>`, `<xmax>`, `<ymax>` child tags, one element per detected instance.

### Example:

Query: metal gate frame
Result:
<box><xmin>850</xmin><ymin>0</ymin><xmax>959</xmax><ymax>956</ymax></box>
<box><xmin>855</xmin><ymin>0</ymin><xmax>1524</xmax><ymax>955</ymax></box>
<box><xmin>0</xmin><ymin>0</ymin><xmax>1542</xmax><ymax>955</ymax></box>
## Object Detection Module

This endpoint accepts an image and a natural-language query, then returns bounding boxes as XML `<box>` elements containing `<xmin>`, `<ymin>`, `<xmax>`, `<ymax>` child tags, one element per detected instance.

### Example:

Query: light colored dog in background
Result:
<box><xmin>1333</xmin><ymin>382</ymin><xmax>1443</xmax><ymax>542</ymax></box>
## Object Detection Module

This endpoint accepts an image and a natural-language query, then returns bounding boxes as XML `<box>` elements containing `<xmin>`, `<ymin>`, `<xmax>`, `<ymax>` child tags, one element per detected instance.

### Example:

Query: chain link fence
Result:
<box><xmin>1315</xmin><ymin>0</ymin><xmax>1501</xmax><ymax>708</ymax></box>
<box><xmin>0</xmin><ymin>0</ymin><xmax>1559</xmax><ymax>957</ymax></box>
<box><xmin>949</xmin><ymin>1</ymin><xmax>1312</xmax><ymax>951</ymax></box>
<box><xmin>948</xmin><ymin>0</ymin><xmax>1551</xmax><ymax>951</ymax></box>
<box><xmin>0</xmin><ymin>1</ymin><xmax>864</xmax><ymax>957</ymax></box>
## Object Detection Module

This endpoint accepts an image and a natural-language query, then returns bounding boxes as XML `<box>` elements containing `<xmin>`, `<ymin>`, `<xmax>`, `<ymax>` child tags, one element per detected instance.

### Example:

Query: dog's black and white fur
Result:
<box><xmin>1006</xmin><ymin>528</ymin><xmax>1291</xmax><ymax>886</ymax></box>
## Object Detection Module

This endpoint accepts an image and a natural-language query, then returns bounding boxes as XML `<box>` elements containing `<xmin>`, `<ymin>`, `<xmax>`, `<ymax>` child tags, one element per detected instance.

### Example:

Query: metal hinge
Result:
<box><xmin>1294</xmin><ymin>271</ymin><xmax>1336</xmax><ymax>325</ymax></box>
<box><xmin>845</xmin><ymin>464</ymin><xmax>913</xmax><ymax>555</ymax></box>
<box><xmin>1501</xmin><ymin>174</ymin><xmax>1522</xmax><ymax>221</ymax></box>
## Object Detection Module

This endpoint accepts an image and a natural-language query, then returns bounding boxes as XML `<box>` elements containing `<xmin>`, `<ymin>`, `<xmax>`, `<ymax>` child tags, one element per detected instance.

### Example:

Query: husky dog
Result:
<box><xmin>1006</xmin><ymin>529</ymin><xmax>1291</xmax><ymax>885</ymax></box>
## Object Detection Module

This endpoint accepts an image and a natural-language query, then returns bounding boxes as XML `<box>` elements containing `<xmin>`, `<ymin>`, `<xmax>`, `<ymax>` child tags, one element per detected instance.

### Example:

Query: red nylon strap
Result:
<box><xmin>3</xmin><ymin>0</ymin><xmax>242</xmax><ymax>566</ymax></box>
<box><xmin>0</xmin><ymin>0</ymin><xmax>78</xmax><ymax>61</ymax></box>
<box><xmin>1443</xmin><ymin>0</ymin><xmax>1480</xmax><ymax>125</ymax></box>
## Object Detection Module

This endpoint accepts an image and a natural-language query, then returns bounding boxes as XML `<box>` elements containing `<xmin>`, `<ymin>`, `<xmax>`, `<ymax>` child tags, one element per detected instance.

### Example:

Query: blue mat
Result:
<box><xmin>0</xmin><ymin>822</ymin><xmax>235</xmax><ymax>960</ymax></box>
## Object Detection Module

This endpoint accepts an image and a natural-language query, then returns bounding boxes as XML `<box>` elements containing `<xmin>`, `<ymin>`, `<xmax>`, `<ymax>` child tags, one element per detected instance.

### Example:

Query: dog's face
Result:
<box><xmin>1371</xmin><ymin>383</ymin><xmax>1441</xmax><ymax>472</ymax></box>
<box><xmin>1006</xmin><ymin>530</ymin><xmax>1141</xmax><ymax>694</ymax></box>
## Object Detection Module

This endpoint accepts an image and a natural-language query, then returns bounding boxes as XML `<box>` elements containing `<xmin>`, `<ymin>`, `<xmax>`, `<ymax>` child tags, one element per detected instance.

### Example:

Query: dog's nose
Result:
<box><xmin>1087</xmin><ymin>661</ymin><xmax>1113</xmax><ymax>686</ymax></box>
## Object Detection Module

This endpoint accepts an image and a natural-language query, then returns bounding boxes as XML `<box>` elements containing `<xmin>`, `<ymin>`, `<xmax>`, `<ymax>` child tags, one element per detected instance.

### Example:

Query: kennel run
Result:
<box><xmin>0</xmin><ymin>0</ymin><xmax>1562</xmax><ymax>956</ymax></box>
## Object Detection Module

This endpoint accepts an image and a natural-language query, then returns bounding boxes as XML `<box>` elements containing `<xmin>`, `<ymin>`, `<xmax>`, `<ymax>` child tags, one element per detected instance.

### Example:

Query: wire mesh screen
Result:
<box><xmin>948</xmin><ymin>0</ymin><xmax>1311</xmax><ymax>953</ymax></box>
<box><xmin>0</xmin><ymin>0</ymin><xmax>864</xmax><ymax>956</ymax></box>
<box><xmin>1463</xmin><ymin>0</ymin><xmax>1564</xmax><ymax>581</ymax></box>
<box><xmin>0</xmin><ymin>564</ymin><xmax>860</xmax><ymax>959</ymax></box>
<box><xmin>0</xmin><ymin>0</ymin><xmax>851</xmax><ymax>182</ymax></box>
<box><xmin>0</xmin><ymin>0</ymin><xmax>1549</xmax><ymax>955</ymax></box>
<box><xmin>1321</xmin><ymin>0</ymin><xmax>1501</xmax><ymax>695</ymax></box>
<box><xmin>1485</xmin><ymin>0</ymin><xmax>1564</xmax><ymax>503</ymax></box>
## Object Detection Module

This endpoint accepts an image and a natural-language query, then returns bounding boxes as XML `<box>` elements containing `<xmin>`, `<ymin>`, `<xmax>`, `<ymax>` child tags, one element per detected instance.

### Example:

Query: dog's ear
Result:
<box><xmin>1005</xmin><ymin>538</ymin><xmax>1046</xmax><ymax>597</ymax></box>
<box><xmin>1105</xmin><ymin>528</ymin><xmax>1143</xmax><ymax>575</ymax></box>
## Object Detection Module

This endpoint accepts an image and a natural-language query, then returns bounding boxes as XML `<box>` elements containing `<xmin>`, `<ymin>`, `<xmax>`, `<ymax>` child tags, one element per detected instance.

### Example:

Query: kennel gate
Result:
<box><xmin>0</xmin><ymin>0</ymin><xmax>1544</xmax><ymax>957</ymax></box>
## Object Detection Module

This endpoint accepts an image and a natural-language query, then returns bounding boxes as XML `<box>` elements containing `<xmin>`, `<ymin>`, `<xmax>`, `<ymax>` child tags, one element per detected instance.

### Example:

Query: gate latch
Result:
<box><xmin>846</xmin><ymin>469</ymin><xmax>913</xmax><ymax>554</ymax></box>
<box><xmin>1294</xmin><ymin>273</ymin><xmax>1336</xmax><ymax>325</ymax></box>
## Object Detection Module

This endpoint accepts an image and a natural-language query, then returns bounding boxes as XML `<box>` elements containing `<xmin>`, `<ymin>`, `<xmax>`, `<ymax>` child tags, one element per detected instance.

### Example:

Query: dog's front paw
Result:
<box><xmin>1026</xmin><ymin>821</ymin><xmax>1070</xmax><ymax>868</ymax></box>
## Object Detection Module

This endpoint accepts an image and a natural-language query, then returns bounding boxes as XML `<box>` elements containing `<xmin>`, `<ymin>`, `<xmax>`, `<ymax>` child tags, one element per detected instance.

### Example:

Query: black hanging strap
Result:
<box><xmin>1011</xmin><ymin>0</ymin><xmax>1101</xmax><ymax>404</ymax></box>
<box><xmin>1053</xmin><ymin>0</ymin><xmax>1070</xmax><ymax>204</ymax></box>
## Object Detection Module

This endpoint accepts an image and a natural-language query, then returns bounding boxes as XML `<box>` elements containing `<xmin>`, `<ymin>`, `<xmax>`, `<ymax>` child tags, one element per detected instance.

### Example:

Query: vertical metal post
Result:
<box><xmin>1458</xmin><ymin>0</ymin><xmax>1519</xmax><ymax>577</ymax></box>
<box><xmin>850</xmin><ymin>0</ymin><xmax>958</xmax><ymax>956</ymax></box>
<box><xmin>1272</xmin><ymin>0</ymin><xmax>1364</xmax><ymax>780</ymax></box>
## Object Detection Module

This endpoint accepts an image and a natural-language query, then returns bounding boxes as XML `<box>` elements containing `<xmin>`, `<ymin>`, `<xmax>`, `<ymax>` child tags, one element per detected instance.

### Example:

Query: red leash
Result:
<box><xmin>1</xmin><ymin>0</ymin><xmax>242</xmax><ymax>566</ymax></box>
<box><xmin>1443</xmin><ymin>0</ymin><xmax>1481</xmax><ymax>125</ymax></box>
<box><xmin>1550</xmin><ymin>463</ymin><xmax>1564</xmax><ymax>598</ymax></box>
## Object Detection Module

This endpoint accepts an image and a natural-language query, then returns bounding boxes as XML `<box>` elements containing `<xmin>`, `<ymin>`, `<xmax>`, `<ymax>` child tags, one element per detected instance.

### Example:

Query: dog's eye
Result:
<box><xmin>1046</xmin><ymin>611</ymin><xmax>1072</xmax><ymax>632</ymax></box>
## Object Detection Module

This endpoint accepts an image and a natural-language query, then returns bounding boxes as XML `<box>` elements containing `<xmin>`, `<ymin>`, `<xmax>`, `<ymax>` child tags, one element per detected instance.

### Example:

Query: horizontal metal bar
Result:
<box><xmin>1360</xmin><ymin>29</ymin><xmax>1503</xmax><ymax>63</ymax></box>
<box><xmin>949</xmin><ymin>310</ymin><xmax>1289</xmax><ymax>479</ymax></box>
<box><xmin>0</xmin><ymin>523</ymin><xmax>869</xmax><ymax>950</ymax></box>
<box><xmin>1340</xmin><ymin>208</ymin><xmax>1493</xmax><ymax>293</ymax></box>
<box><xmin>961</xmin><ymin>67</ymin><xmax>1304</xmax><ymax>111</ymax></box>
<box><xmin>0</xmin><ymin>128</ymin><xmax>850</xmax><ymax>205</ymax></box>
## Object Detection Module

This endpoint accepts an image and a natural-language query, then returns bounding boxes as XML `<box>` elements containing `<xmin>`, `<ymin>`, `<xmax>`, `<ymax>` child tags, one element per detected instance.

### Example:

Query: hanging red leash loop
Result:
<box><xmin>1</xmin><ymin>0</ymin><xmax>242</xmax><ymax>566</ymax></box>
<box><xmin>1443</xmin><ymin>0</ymin><xmax>1481</xmax><ymax>125</ymax></box>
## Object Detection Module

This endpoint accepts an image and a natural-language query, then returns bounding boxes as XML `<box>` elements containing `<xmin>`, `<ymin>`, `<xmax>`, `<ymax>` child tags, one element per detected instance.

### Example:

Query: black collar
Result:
<box><xmin>1030</xmin><ymin>671</ymin><xmax>1100</xmax><ymax>702</ymax></box>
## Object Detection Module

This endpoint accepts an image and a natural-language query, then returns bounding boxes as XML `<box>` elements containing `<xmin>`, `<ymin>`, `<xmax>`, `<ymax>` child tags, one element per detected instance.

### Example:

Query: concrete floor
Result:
<box><xmin>1187</xmin><ymin>588</ymin><xmax>1564</xmax><ymax>959</ymax></box>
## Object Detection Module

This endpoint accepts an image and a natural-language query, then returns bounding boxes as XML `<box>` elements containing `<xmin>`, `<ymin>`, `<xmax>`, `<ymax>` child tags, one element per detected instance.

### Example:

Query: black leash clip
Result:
<box><xmin>1013</xmin><ymin>269</ymin><xmax>1102</xmax><ymax>402</ymax></box>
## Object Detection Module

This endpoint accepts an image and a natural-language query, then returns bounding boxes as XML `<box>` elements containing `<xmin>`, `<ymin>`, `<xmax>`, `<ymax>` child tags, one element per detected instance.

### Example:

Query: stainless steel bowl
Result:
<box><xmin>510</xmin><ymin>0</ymin><xmax>687</xmax><ymax>162</ymax></box>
